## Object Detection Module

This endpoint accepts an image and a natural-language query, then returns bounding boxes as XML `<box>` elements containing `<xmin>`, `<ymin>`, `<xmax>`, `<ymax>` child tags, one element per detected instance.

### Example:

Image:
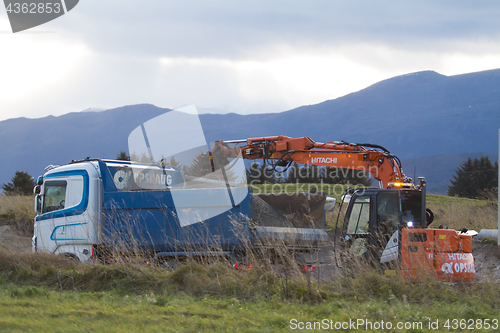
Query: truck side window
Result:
<box><xmin>42</xmin><ymin>180</ymin><xmax>67</xmax><ymax>213</ymax></box>
<box><xmin>347</xmin><ymin>196</ymin><xmax>370</xmax><ymax>234</ymax></box>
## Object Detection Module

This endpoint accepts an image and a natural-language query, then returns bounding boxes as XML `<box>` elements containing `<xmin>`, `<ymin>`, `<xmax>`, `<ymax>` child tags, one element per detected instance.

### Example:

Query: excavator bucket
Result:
<box><xmin>251</xmin><ymin>192</ymin><xmax>328</xmax><ymax>250</ymax></box>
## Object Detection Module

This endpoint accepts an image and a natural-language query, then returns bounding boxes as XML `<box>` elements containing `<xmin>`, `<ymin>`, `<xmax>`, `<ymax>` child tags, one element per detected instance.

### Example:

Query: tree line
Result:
<box><xmin>1</xmin><ymin>153</ymin><xmax>497</xmax><ymax>199</ymax></box>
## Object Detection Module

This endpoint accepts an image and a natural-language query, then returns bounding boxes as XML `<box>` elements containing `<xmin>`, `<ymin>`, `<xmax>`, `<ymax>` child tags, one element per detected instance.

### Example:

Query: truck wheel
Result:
<box><xmin>64</xmin><ymin>253</ymin><xmax>80</xmax><ymax>261</ymax></box>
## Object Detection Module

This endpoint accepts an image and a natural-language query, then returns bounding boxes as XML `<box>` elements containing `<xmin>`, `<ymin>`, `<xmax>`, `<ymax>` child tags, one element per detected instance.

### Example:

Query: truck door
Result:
<box><xmin>35</xmin><ymin>179</ymin><xmax>70</xmax><ymax>254</ymax></box>
<box><xmin>34</xmin><ymin>170</ymin><xmax>91</xmax><ymax>256</ymax></box>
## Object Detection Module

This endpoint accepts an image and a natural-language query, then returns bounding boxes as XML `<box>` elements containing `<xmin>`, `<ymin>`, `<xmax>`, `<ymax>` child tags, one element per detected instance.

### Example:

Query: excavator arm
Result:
<box><xmin>212</xmin><ymin>136</ymin><xmax>409</xmax><ymax>188</ymax></box>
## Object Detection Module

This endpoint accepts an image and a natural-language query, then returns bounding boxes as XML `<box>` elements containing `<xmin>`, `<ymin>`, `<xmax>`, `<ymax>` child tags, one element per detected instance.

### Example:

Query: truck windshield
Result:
<box><xmin>42</xmin><ymin>180</ymin><xmax>67</xmax><ymax>213</ymax></box>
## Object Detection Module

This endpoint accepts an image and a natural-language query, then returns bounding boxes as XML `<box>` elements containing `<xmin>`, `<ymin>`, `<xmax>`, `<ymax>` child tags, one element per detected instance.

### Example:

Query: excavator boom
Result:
<box><xmin>213</xmin><ymin>135</ymin><xmax>408</xmax><ymax>188</ymax></box>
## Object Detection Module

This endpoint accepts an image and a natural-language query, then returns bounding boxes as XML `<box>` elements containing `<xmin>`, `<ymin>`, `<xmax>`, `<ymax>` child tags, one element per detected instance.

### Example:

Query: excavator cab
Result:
<box><xmin>339</xmin><ymin>179</ymin><xmax>429</xmax><ymax>267</ymax></box>
<box><xmin>338</xmin><ymin>179</ymin><xmax>475</xmax><ymax>282</ymax></box>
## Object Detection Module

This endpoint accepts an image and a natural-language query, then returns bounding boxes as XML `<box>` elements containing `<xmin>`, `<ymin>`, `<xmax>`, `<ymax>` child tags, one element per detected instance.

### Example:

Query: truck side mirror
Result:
<box><xmin>324</xmin><ymin>197</ymin><xmax>337</xmax><ymax>212</ymax></box>
<box><xmin>35</xmin><ymin>194</ymin><xmax>42</xmax><ymax>215</ymax></box>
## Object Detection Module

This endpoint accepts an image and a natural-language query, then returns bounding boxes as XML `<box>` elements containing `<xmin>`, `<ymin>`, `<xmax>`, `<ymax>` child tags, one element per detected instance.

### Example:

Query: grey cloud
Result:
<box><xmin>51</xmin><ymin>0</ymin><xmax>500</xmax><ymax>60</ymax></box>
<box><xmin>3</xmin><ymin>0</ymin><xmax>500</xmax><ymax>122</ymax></box>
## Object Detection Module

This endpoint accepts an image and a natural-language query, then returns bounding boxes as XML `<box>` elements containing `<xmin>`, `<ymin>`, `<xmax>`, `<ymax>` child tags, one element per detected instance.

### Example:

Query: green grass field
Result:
<box><xmin>0</xmin><ymin>247</ymin><xmax>500</xmax><ymax>332</ymax></box>
<box><xmin>0</xmin><ymin>191</ymin><xmax>499</xmax><ymax>332</ymax></box>
<box><xmin>1</xmin><ymin>265</ymin><xmax>500</xmax><ymax>333</ymax></box>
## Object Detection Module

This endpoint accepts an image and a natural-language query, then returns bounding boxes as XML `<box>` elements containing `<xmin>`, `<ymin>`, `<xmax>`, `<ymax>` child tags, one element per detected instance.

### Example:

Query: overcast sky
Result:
<box><xmin>1</xmin><ymin>0</ymin><xmax>500</xmax><ymax>121</ymax></box>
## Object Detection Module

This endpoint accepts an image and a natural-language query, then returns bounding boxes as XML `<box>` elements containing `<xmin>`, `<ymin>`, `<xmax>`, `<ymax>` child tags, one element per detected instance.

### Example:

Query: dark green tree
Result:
<box><xmin>283</xmin><ymin>163</ymin><xmax>321</xmax><ymax>183</ymax></box>
<box><xmin>245</xmin><ymin>162</ymin><xmax>277</xmax><ymax>184</ymax></box>
<box><xmin>448</xmin><ymin>156</ymin><xmax>498</xmax><ymax>198</ymax></box>
<box><xmin>129</xmin><ymin>152</ymin><xmax>153</xmax><ymax>163</ymax></box>
<box><xmin>474</xmin><ymin>156</ymin><xmax>498</xmax><ymax>194</ymax></box>
<box><xmin>117</xmin><ymin>151</ymin><xmax>130</xmax><ymax>161</ymax></box>
<box><xmin>256</xmin><ymin>164</ymin><xmax>277</xmax><ymax>184</ymax></box>
<box><xmin>187</xmin><ymin>152</ymin><xmax>212</xmax><ymax>178</ymax></box>
<box><xmin>284</xmin><ymin>162</ymin><xmax>301</xmax><ymax>183</ymax></box>
<box><xmin>297</xmin><ymin>164</ymin><xmax>323</xmax><ymax>183</ymax></box>
<box><xmin>246</xmin><ymin>162</ymin><xmax>262</xmax><ymax>184</ymax></box>
<box><xmin>2</xmin><ymin>171</ymin><xmax>36</xmax><ymax>196</ymax></box>
<box><xmin>161</xmin><ymin>156</ymin><xmax>182</xmax><ymax>169</ymax></box>
<box><xmin>274</xmin><ymin>170</ymin><xmax>286</xmax><ymax>183</ymax></box>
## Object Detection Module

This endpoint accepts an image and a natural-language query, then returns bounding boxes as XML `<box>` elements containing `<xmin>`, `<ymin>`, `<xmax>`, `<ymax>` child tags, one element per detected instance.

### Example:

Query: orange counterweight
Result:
<box><xmin>401</xmin><ymin>228</ymin><xmax>475</xmax><ymax>282</ymax></box>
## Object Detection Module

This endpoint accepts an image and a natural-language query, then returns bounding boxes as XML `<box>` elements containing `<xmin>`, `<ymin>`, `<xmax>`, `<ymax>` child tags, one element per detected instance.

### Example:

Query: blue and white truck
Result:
<box><xmin>33</xmin><ymin>158</ymin><xmax>329</xmax><ymax>263</ymax></box>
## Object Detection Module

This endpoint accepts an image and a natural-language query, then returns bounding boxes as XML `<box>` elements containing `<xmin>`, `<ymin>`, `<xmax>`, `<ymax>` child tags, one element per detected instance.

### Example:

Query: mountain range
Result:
<box><xmin>1</xmin><ymin>69</ymin><xmax>499</xmax><ymax>195</ymax></box>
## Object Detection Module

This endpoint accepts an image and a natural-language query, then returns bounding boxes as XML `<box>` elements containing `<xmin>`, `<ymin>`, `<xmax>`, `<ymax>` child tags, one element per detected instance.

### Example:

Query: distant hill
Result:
<box><xmin>200</xmin><ymin>69</ymin><xmax>500</xmax><ymax>160</ymax></box>
<box><xmin>0</xmin><ymin>104</ymin><xmax>167</xmax><ymax>186</ymax></box>
<box><xmin>1</xmin><ymin>69</ymin><xmax>499</xmax><ymax>195</ymax></box>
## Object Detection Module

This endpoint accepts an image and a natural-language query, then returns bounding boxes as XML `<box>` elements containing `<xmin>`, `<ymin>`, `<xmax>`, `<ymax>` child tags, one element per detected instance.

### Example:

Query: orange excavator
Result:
<box><xmin>211</xmin><ymin>135</ymin><xmax>475</xmax><ymax>282</ymax></box>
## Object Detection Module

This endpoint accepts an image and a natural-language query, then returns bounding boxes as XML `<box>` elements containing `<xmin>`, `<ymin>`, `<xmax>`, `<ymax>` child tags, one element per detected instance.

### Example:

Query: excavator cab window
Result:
<box><xmin>345</xmin><ymin>195</ymin><xmax>371</xmax><ymax>257</ymax></box>
<box><xmin>376</xmin><ymin>192</ymin><xmax>400</xmax><ymax>249</ymax></box>
<box><xmin>401</xmin><ymin>192</ymin><xmax>422</xmax><ymax>227</ymax></box>
<box><xmin>376</xmin><ymin>192</ymin><xmax>399</xmax><ymax>230</ymax></box>
<box><xmin>346</xmin><ymin>196</ymin><xmax>370</xmax><ymax>234</ymax></box>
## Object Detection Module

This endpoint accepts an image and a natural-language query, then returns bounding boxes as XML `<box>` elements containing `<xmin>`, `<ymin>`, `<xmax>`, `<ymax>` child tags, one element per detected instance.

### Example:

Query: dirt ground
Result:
<box><xmin>471</xmin><ymin>238</ymin><xmax>500</xmax><ymax>283</ymax></box>
<box><xmin>1</xmin><ymin>222</ymin><xmax>499</xmax><ymax>283</ymax></box>
<box><xmin>0</xmin><ymin>222</ymin><xmax>32</xmax><ymax>253</ymax></box>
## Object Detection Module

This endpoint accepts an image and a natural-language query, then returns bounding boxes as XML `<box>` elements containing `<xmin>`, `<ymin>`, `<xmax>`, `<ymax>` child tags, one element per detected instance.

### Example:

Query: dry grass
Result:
<box><xmin>427</xmin><ymin>192</ymin><xmax>498</xmax><ymax>231</ymax></box>
<box><xmin>0</xmin><ymin>246</ymin><xmax>315</xmax><ymax>302</ymax></box>
<box><xmin>2</xmin><ymin>246</ymin><xmax>500</xmax><ymax>311</ymax></box>
<box><xmin>1</xmin><ymin>191</ymin><xmax>500</xmax><ymax>307</ymax></box>
<box><xmin>0</xmin><ymin>195</ymin><xmax>35</xmax><ymax>236</ymax></box>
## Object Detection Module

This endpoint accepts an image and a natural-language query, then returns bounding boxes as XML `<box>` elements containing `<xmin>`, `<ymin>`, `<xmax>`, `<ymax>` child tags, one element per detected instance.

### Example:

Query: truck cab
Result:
<box><xmin>33</xmin><ymin>159</ymin><xmax>185</xmax><ymax>262</ymax></box>
<box><xmin>33</xmin><ymin>161</ymin><xmax>102</xmax><ymax>262</ymax></box>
